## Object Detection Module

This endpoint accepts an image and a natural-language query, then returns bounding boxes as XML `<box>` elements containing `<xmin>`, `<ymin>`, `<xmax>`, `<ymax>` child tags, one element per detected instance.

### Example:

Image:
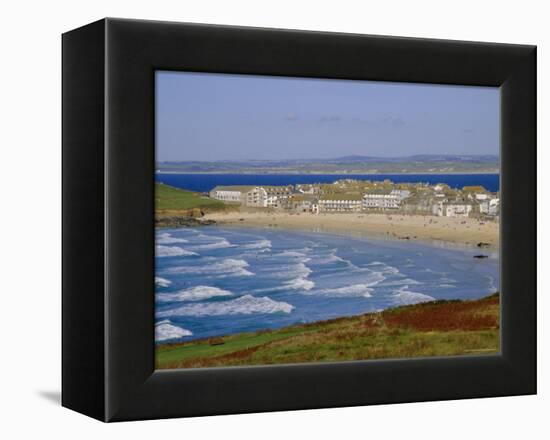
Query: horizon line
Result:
<box><xmin>156</xmin><ymin>154</ymin><xmax>500</xmax><ymax>163</ymax></box>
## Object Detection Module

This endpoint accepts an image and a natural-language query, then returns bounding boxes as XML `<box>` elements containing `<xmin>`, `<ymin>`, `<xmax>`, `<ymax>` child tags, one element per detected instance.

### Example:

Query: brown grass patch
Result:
<box><xmin>382</xmin><ymin>294</ymin><xmax>499</xmax><ymax>332</ymax></box>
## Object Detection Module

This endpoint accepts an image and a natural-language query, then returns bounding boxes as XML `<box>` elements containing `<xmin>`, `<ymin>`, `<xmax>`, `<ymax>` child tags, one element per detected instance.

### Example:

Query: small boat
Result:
<box><xmin>473</xmin><ymin>254</ymin><xmax>489</xmax><ymax>259</ymax></box>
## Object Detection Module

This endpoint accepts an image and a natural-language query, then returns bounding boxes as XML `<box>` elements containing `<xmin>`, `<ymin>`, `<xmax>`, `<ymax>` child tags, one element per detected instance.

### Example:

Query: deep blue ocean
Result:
<box><xmin>155</xmin><ymin>227</ymin><xmax>499</xmax><ymax>343</ymax></box>
<box><xmin>155</xmin><ymin>173</ymin><xmax>499</xmax><ymax>193</ymax></box>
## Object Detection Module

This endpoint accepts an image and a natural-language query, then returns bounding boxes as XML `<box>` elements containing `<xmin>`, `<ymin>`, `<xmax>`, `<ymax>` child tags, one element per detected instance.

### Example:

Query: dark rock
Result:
<box><xmin>155</xmin><ymin>216</ymin><xmax>216</xmax><ymax>228</ymax></box>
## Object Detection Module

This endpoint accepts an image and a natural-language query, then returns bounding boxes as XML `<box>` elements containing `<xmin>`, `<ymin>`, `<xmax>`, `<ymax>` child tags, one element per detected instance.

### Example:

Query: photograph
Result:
<box><xmin>0</xmin><ymin>0</ymin><xmax>542</xmax><ymax>432</ymax></box>
<box><xmin>154</xmin><ymin>71</ymin><xmax>501</xmax><ymax>369</ymax></box>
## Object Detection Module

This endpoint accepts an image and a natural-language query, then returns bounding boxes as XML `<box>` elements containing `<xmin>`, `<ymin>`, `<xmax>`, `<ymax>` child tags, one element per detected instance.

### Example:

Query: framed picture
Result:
<box><xmin>62</xmin><ymin>18</ymin><xmax>536</xmax><ymax>422</ymax></box>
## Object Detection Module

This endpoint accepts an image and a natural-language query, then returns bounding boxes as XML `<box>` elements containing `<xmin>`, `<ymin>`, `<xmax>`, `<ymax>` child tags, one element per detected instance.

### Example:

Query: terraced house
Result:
<box><xmin>245</xmin><ymin>187</ymin><xmax>268</xmax><ymax>207</ymax></box>
<box><xmin>319</xmin><ymin>193</ymin><xmax>363</xmax><ymax>212</ymax></box>
<box><xmin>363</xmin><ymin>189</ymin><xmax>410</xmax><ymax>210</ymax></box>
<box><xmin>263</xmin><ymin>185</ymin><xmax>294</xmax><ymax>208</ymax></box>
<box><xmin>284</xmin><ymin>194</ymin><xmax>319</xmax><ymax>213</ymax></box>
<box><xmin>433</xmin><ymin>200</ymin><xmax>475</xmax><ymax>217</ymax></box>
<box><xmin>209</xmin><ymin>185</ymin><xmax>254</xmax><ymax>203</ymax></box>
<box><xmin>210</xmin><ymin>185</ymin><xmax>294</xmax><ymax>208</ymax></box>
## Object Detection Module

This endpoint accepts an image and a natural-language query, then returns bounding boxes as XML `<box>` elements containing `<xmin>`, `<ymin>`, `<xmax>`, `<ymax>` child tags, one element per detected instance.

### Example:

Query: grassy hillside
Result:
<box><xmin>156</xmin><ymin>293</ymin><xmax>500</xmax><ymax>369</ymax></box>
<box><xmin>155</xmin><ymin>183</ymin><xmax>228</xmax><ymax>212</ymax></box>
<box><xmin>156</xmin><ymin>155</ymin><xmax>500</xmax><ymax>174</ymax></box>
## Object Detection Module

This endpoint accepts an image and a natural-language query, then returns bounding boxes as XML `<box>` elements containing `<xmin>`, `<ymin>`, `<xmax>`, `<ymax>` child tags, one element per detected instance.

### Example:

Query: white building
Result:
<box><xmin>245</xmin><ymin>187</ymin><xmax>268</xmax><ymax>207</ymax></box>
<box><xmin>263</xmin><ymin>186</ymin><xmax>293</xmax><ymax>208</ymax></box>
<box><xmin>209</xmin><ymin>185</ymin><xmax>293</xmax><ymax>208</ymax></box>
<box><xmin>296</xmin><ymin>184</ymin><xmax>321</xmax><ymax>195</ymax></box>
<box><xmin>480</xmin><ymin>198</ymin><xmax>500</xmax><ymax>216</ymax></box>
<box><xmin>363</xmin><ymin>189</ymin><xmax>410</xmax><ymax>210</ymax></box>
<box><xmin>285</xmin><ymin>195</ymin><xmax>319</xmax><ymax>213</ymax></box>
<box><xmin>266</xmin><ymin>194</ymin><xmax>279</xmax><ymax>208</ymax></box>
<box><xmin>264</xmin><ymin>185</ymin><xmax>293</xmax><ymax>198</ymax></box>
<box><xmin>489</xmin><ymin>198</ymin><xmax>500</xmax><ymax>216</ymax></box>
<box><xmin>209</xmin><ymin>185</ymin><xmax>254</xmax><ymax>203</ymax></box>
<box><xmin>434</xmin><ymin>201</ymin><xmax>473</xmax><ymax>217</ymax></box>
<box><xmin>319</xmin><ymin>194</ymin><xmax>363</xmax><ymax>212</ymax></box>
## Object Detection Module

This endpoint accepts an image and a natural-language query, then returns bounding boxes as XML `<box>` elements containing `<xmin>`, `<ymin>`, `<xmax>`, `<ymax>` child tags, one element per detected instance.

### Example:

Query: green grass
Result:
<box><xmin>157</xmin><ymin>328</ymin><xmax>319</xmax><ymax>365</ymax></box>
<box><xmin>155</xmin><ymin>183</ymin><xmax>228</xmax><ymax>212</ymax></box>
<box><xmin>156</xmin><ymin>293</ymin><xmax>500</xmax><ymax>369</ymax></box>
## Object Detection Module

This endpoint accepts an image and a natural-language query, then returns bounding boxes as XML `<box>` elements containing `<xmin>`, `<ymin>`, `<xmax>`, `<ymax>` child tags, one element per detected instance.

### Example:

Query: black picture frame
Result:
<box><xmin>62</xmin><ymin>18</ymin><xmax>536</xmax><ymax>422</ymax></box>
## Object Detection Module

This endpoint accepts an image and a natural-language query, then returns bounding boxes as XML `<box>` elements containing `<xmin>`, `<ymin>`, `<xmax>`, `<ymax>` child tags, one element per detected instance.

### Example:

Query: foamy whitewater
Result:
<box><xmin>155</xmin><ymin>227</ymin><xmax>499</xmax><ymax>343</ymax></box>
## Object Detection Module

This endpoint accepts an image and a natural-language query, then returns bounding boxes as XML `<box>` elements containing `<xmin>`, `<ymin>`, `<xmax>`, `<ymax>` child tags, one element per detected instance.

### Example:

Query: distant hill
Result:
<box><xmin>331</xmin><ymin>154</ymin><xmax>499</xmax><ymax>163</ymax></box>
<box><xmin>157</xmin><ymin>154</ymin><xmax>499</xmax><ymax>174</ymax></box>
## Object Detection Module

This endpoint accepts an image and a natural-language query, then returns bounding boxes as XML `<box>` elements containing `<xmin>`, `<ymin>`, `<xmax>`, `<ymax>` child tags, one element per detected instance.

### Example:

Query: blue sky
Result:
<box><xmin>156</xmin><ymin>71</ymin><xmax>499</xmax><ymax>162</ymax></box>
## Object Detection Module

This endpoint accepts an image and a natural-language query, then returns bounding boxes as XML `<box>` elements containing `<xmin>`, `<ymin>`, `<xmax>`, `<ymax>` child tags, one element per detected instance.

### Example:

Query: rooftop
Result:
<box><xmin>463</xmin><ymin>185</ymin><xmax>487</xmax><ymax>192</ymax></box>
<box><xmin>289</xmin><ymin>194</ymin><xmax>317</xmax><ymax>202</ymax></box>
<box><xmin>364</xmin><ymin>188</ymin><xmax>393</xmax><ymax>195</ymax></box>
<box><xmin>320</xmin><ymin>193</ymin><xmax>364</xmax><ymax>201</ymax></box>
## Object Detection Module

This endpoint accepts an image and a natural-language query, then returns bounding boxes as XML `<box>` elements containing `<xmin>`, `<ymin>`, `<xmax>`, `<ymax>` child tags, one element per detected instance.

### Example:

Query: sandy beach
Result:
<box><xmin>203</xmin><ymin>211</ymin><xmax>499</xmax><ymax>249</ymax></box>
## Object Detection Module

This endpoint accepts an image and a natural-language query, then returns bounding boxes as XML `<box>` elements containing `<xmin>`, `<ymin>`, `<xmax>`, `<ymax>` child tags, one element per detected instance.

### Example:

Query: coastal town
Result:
<box><xmin>208</xmin><ymin>179</ymin><xmax>500</xmax><ymax>220</ymax></box>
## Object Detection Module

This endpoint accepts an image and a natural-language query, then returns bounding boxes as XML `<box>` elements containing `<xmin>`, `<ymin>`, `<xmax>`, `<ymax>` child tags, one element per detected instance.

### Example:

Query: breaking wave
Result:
<box><xmin>308</xmin><ymin>269</ymin><xmax>385</xmax><ymax>297</ymax></box>
<box><xmin>392</xmin><ymin>286</ymin><xmax>435</xmax><ymax>305</ymax></box>
<box><xmin>242</xmin><ymin>239</ymin><xmax>272</xmax><ymax>250</ymax></box>
<box><xmin>286</xmin><ymin>262</ymin><xmax>312</xmax><ymax>278</ymax></box>
<box><xmin>190</xmin><ymin>238</ymin><xmax>233</xmax><ymax>250</ymax></box>
<box><xmin>285</xmin><ymin>277</ymin><xmax>315</xmax><ymax>291</ymax></box>
<box><xmin>380</xmin><ymin>277</ymin><xmax>422</xmax><ymax>287</ymax></box>
<box><xmin>378</xmin><ymin>264</ymin><xmax>401</xmax><ymax>276</ymax></box>
<box><xmin>166</xmin><ymin>258</ymin><xmax>254</xmax><ymax>277</ymax></box>
<box><xmin>316</xmin><ymin>284</ymin><xmax>374</xmax><ymax>298</ymax></box>
<box><xmin>156</xmin><ymin>294</ymin><xmax>294</xmax><ymax>317</ymax></box>
<box><xmin>486</xmin><ymin>275</ymin><xmax>497</xmax><ymax>292</ymax></box>
<box><xmin>155</xmin><ymin>277</ymin><xmax>172</xmax><ymax>287</ymax></box>
<box><xmin>275</xmin><ymin>250</ymin><xmax>307</xmax><ymax>258</ymax></box>
<box><xmin>315</xmin><ymin>253</ymin><xmax>348</xmax><ymax>265</ymax></box>
<box><xmin>155</xmin><ymin>320</ymin><xmax>193</xmax><ymax>341</ymax></box>
<box><xmin>156</xmin><ymin>232</ymin><xmax>188</xmax><ymax>244</ymax></box>
<box><xmin>259</xmin><ymin>261</ymin><xmax>315</xmax><ymax>292</ymax></box>
<box><xmin>156</xmin><ymin>245</ymin><xmax>197</xmax><ymax>257</ymax></box>
<box><xmin>157</xmin><ymin>286</ymin><xmax>233</xmax><ymax>302</ymax></box>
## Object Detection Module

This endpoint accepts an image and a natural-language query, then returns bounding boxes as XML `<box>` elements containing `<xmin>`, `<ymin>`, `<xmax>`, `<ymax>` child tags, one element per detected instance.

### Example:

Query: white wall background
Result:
<box><xmin>0</xmin><ymin>0</ymin><xmax>546</xmax><ymax>437</ymax></box>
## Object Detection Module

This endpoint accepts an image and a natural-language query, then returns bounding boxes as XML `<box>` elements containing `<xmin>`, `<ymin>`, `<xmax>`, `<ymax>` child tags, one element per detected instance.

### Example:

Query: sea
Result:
<box><xmin>155</xmin><ymin>227</ymin><xmax>499</xmax><ymax>343</ymax></box>
<box><xmin>155</xmin><ymin>173</ymin><xmax>500</xmax><ymax>193</ymax></box>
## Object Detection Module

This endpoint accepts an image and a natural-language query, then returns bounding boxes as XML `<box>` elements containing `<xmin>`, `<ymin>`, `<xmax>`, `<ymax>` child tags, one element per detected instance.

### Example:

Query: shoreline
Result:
<box><xmin>202</xmin><ymin>211</ymin><xmax>499</xmax><ymax>250</ymax></box>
